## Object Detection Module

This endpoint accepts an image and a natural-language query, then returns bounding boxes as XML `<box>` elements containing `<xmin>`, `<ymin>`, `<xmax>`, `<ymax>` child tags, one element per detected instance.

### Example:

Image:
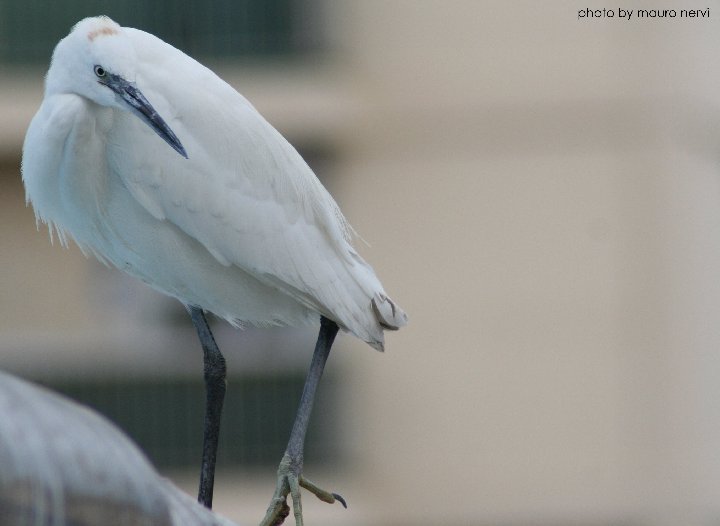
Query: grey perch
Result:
<box><xmin>0</xmin><ymin>370</ymin><xmax>239</xmax><ymax>526</ymax></box>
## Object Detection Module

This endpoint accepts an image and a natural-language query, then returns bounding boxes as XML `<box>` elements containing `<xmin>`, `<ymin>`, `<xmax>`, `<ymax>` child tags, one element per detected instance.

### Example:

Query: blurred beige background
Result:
<box><xmin>4</xmin><ymin>1</ymin><xmax>720</xmax><ymax>524</ymax></box>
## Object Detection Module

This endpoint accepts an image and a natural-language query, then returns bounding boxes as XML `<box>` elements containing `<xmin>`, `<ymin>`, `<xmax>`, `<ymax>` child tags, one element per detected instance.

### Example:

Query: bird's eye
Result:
<box><xmin>94</xmin><ymin>65</ymin><xmax>106</xmax><ymax>77</ymax></box>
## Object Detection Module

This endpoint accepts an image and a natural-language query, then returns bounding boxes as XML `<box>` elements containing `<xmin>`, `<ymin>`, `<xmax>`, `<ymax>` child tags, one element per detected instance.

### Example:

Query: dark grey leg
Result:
<box><xmin>260</xmin><ymin>316</ymin><xmax>346</xmax><ymax>526</ymax></box>
<box><xmin>189</xmin><ymin>306</ymin><xmax>227</xmax><ymax>509</ymax></box>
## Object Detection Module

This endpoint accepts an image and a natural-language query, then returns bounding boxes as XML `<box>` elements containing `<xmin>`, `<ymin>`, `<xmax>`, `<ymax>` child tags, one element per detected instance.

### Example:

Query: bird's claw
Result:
<box><xmin>259</xmin><ymin>453</ymin><xmax>346</xmax><ymax>526</ymax></box>
<box><xmin>331</xmin><ymin>492</ymin><xmax>348</xmax><ymax>508</ymax></box>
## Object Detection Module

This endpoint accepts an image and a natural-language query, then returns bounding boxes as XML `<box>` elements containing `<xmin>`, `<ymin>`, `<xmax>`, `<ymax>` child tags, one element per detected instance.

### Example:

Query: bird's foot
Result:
<box><xmin>259</xmin><ymin>453</ymin><xmax>346</xmax><ymax>526</ymax></box>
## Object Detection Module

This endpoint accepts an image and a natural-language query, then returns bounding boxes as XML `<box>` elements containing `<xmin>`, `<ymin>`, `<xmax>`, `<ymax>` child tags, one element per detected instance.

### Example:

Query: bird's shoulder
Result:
<box><xmin>23</xmin><ymin>93</ymin><xmax>98</xmax><ymax>187</ymax></box>
<box><xmin>30</xmin><ymin>94</ymin><xmax>91</xmax><ymax>140</ymax></box>
<box><xmin>22</xmin><ymin>93</ymin><xmax>108</xmax><ymax>249</ymax></box>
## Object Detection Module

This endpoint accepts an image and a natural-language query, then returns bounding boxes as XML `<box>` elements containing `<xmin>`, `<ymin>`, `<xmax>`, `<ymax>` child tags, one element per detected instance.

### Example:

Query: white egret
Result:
<box><xmin>21</xmin><ymin>15</ymin><xmax>407</xmax><ymax>526</ymax></box>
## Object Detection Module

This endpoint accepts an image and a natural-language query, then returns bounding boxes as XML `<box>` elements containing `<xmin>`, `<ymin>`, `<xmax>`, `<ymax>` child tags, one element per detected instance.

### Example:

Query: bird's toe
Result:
<box><xmin>259</xmin><ymin>453</ymin><xmax>346</xmax><ymax>526</ymax></box>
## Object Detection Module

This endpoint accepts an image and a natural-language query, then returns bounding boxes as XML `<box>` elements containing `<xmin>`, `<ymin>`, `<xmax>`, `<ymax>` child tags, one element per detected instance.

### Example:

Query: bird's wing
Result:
<box><xmin>106</xmin><ymin>34</ymin><xmax>399</xmax><ymax>345</ymax></box>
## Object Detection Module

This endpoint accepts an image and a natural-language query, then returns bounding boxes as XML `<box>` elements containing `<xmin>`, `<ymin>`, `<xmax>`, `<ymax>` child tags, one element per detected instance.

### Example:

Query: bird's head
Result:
<box><xmin>46</xmin><ymin>16</ymin><xmax>187</xmax><ymax>158</ymax></box>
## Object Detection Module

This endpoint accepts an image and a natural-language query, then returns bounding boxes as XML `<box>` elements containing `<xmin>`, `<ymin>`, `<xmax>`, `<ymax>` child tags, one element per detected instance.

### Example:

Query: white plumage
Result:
<box><xmin>0</xmin><ymin>370</ymin><xmax>239</xmax><ymax>525</ymax></box>
<box><xmin>22</xmin><ymin>16</ymin><xmax>406</xmax><ymax>350</ymax></box>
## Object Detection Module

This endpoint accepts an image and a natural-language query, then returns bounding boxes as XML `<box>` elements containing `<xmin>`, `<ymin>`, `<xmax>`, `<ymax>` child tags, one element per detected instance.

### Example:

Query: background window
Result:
<box><xmin>0</xmin><ymin>0</ymin><xmax>323</xmax><ymax>64</ymax></box>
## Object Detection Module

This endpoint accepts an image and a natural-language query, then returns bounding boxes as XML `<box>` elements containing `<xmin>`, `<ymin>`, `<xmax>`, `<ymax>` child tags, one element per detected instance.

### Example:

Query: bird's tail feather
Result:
<box><xmin>361</xmin><ymin>293</ymin><xmax>407</xmax><ymax>352</ymax></box>
<box><xmin>371</xmin><ymin>292</ymin><xmax>408</xmax><ymax>330</ymax></box>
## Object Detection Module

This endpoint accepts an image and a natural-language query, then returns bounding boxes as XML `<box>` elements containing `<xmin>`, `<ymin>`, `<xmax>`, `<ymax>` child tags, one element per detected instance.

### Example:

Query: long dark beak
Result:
<box><xmin>100</xmin><ymin>74</ymin><xmax>188</xmax><ymax>159</ymax></box>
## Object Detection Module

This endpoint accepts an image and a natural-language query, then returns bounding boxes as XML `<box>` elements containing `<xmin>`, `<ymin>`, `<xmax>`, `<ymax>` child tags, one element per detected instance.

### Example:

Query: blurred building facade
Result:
<box><xmin>3</xmin><ymin>1</ymin><xmax>720</xmax><ymax>525</ymax></box>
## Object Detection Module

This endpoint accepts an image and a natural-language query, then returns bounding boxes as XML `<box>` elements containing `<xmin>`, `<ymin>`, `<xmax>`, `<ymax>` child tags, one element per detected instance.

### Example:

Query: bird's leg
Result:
<box><xmin>188</xmin><ymin>306</ymin><xmax>227</xmax><ymax>509</ymax></box>
<box><xmin>260</xmin><ymin>316</ymin><xmax>346</xmax><ymax>526</ymax></box>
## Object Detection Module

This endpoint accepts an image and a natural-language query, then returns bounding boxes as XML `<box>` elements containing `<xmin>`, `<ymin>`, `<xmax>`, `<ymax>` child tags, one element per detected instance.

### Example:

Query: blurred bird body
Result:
<box><xmin>22</xmin><ymin>16</ymin><xmax>406</xmax><ymax>348</ymax></box>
